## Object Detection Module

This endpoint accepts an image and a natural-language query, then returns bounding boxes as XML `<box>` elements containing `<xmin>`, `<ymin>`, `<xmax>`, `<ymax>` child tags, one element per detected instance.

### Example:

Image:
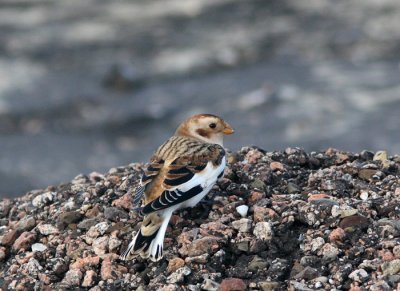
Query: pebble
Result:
<box><xmin>270</xmin><ymin>161</ymin><xmax>284</xmax><ymax>171</ymax></box>
<box><xmin>0</xmin><ymin>246</ymin><xmax>6</xmax><ymax>261</ymax></box>
<box><xmin>31</xmin><ymin>243</ymin><xmax>47</xmax><ymax>252</ymax></box>
<box><xmin>349</xmin><ymin>268</ymin><xmax>369</xmax><ymax>282</ymax></box>
<box><xmin>82</xmin><ymin>270</ymin><xmax>97</xmax><ymax>287</ymax></box>
<box><xmin>37</xmin><ymin>224</ymin><xmax>59</xmax><ymax>235</ymax></box>
<box><xmin>381</xmin><ymin>259</ymin><xmax>400</xmax><ymax>275</ymax></box>
<box><xmin>202</xmin><ymin>278</ymin><xmax>220</xmax><ymax>291</ymax></box>
<box><xmin>70</xmin><ymin>256</ymin><xmax>100</xmax><ymax>270</ymax></box>
<box><xmin>339</xmin><ymin>215</ymin><xmax>369</xmax><ymax>231</ymax></box>
<box><xmin>248</xmin><ymin>255</ymin><xmax>268</xmax><ymax>271</ymax></box>
<box><xmin>232</xmin><ymin>218</ymin><xmax>252</xmax><ymax>233</ymax></box>
<box><xmin>12</xmin><ymin>231</ymin><xmax>36</xmax><ymax>251</ymax></box>
<box><xmin>258</xmin><ymin>281</ymin><xmax>280</xmax><ymax>291</ymax></box>
<box><xmin>57</xmin><ymin>211</ymin><xmax>83</xmax><ymax>228</ymax></box>
<box><xmin>104</xmin><ymin>207</ymin><xmax>129</xmax><ymax>222</ymax></box>
<box><xmin>93</xmin><ymin>236</ymin><xmax>109</xmax><ymax>255</ymax></box>
<box><xmin>320</xmin><ymin>243</ymin><xmax>339</xmax><ymax>261</ymax></box>
<box><xmin>32</xmin><ymin>192</ymin><xmax>55</xmax><ymax>208</ymax></box>
<box><xmin>220</xmin><ymin>278</ymin><xmax>246</xmax><ymax>291</ymax></box>
<box><xmin>188</xmin><ymin>237</ymin><xmax>221</xmax><ymax>257</ymax></box>
<box><xmin>329</xmin><ymin>228</ymin><xmax>345</xmax><ymax>243</ymax></box>
<box><xmin>168</xmin><ymin>257</ymin><xmax>185</xmax><ymax>273</ymax></box>
<box><xmin>236</xmin><ymin>205</ymin><xmax>249</xmax><ymax>217</ymax></box>
<box><xmin>15</xmin><ymin>216</ymin><xmax>36</xmax><ymax>232</ymax></box>
<box><xmin>1</xmin><ymin>229</ymin><xmax>18</xmax><ymax>246</ymax></box>
<box><xmin>167</xmin><ymin>266</ymin><xmax>191</xmax><ymax>284</ymax></box>
<box><xmin>62</xmin><ymin>269</ymin><xmax>83</xmax><ymax>286</ymax></box>
<box><xmin>100</xmin><ymin>256</ymin><xmax>127</xmax><ymax>281</ymax></box>
<box><xmin>253</xmin><ymin>222</ymin><xmax>273</xmax><ymax>240</ymax></box>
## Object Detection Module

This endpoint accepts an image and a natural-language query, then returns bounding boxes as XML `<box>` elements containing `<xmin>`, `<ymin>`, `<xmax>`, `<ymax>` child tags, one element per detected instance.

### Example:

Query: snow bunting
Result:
<box><xmin>120</xmin><ymin>114</ymin><xmax>234</xmax><ymax>261</ymax></box>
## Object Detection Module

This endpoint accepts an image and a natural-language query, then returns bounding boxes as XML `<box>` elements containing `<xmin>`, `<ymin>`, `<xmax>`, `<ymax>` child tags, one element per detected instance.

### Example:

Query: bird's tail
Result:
<box><xmin>120</xmin><ymin>211</ymin><xmax>171</xmax><ymax>262</ymax></box>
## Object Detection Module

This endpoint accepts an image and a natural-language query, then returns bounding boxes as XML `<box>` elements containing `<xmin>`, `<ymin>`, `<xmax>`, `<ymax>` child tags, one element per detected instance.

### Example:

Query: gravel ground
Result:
<box><xmin>0</xmin><ymin>147</ymin><xmax>399</xmax><ymax>290</ymax></box>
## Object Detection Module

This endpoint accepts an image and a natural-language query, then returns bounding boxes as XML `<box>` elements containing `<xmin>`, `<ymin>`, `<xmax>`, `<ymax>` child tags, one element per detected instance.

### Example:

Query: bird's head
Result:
<box><xmin>175</xmin><ymin>114</ymin><xmax>234</xmax><ymax>146</ymax></box>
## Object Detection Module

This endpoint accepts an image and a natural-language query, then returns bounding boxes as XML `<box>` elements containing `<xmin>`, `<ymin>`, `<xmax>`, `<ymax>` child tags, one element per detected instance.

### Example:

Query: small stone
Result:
<box><xmin>245</xmin><ymin>149</ymin><xmax>264</xmax><ymax>164</ymax></box>
<box><xmin>250</xmin><ymin>179</ymin><xmax>266</xmax><ymax>191</ymax></box>
<box><xmin>349</xmin><ymin>269</ymin><xmax>369</xmax><ymax>283</ymax></box>
<box><xmin>13</xmin><ymin>231</ymin><xmax>36</xmax><ymax>251</ymax></box>
<box><xmin>108</xmin><ymin>236</ymin><xmax>121</xmax><ymax>252</ymax></box>
<box><xmin>23</xmin><ymin>258</ymin><xmax>43</xmax><ymax>277</ymax></box>
<box><xmin>248</xmin><ymin>191</ymin><xmax>264</xmax><ymax>203</ymax></box>
<box><xmin>287</xmin><ymin>182</ymin><xmax>300</xmax><ymax>194</ymax></box>
<box><xmin>168</xmin><ymin>257</ymin><xmax>185</xmax><ymax>273</ymax></box>
<box><xmin>1</xmin><ymin>229</ymin><xmax>18</xmax><ymax>246</ymax></box>
<box><xmin>77</xmin><ymin>218</ymin><xmax>99</xmax><ymax>230</ymax></box>
<box><xmin>0</xmin><ymin>246</ymin><xmax>6</xmax><ymax>261</ymax></box>
<box><xmin>253</xmin><ymin>222</ymin><xmax>273</xmax><ymax>241</ymax></box>
<box><xmin>236</xmin><ymin>205</ymin><xmax>249</xmax><ymax>218</ymax></box>
<box><xmin>339</xmin><ymin>208</ymin><xmax>358</xmax><ymax>218</ymax></box>
<box><xmin>329</xmin><ymin>228</ymin><xmax>345</xmax><ymax>243</ymax></box>
<box><xmin>253</xmin><ymin>206</ymin><xmax>269</xmax><ymax>222</ymax></box>
<box><xmin>358</xmin><ymin>169</ymin><xmax>377</xmax><ymax>181</ymax></box>
<box><xmin>93</xmin><ymin>236</ymin><xmax>109</xmax><ymax>255</ymax></box>
<box><xmin>232</xmin><ymin>218</ymin><xmax>252</xmax><ymax>233</ymax></box>
<box><xmin>62</xmin><ymin>269</ymin><xmax>83</xmax><ymax>286</ymax></box>
<box><xmin>360</xmin><ymin>191</ymin><xmax>369</xmax><ymax>201</ymax></box>
<box><xmin>270</xmin><ymin>161</ymin><xmax>284</xmax><ymax>171</ymax></box>
<box><xmin>32</xmin><ymin>192</ymin><xmax>55</xmax><ymax>208</ymax></box>
<box><xmin>381</xmin><ymin>259</ymin><xmax>400</xmax><ymax>275</ymax></box>
<box><xmin>111</xmin><ymin>193</ymin><xmax>133</xmax><ymax>211</ymax></box>
<box><xmin>32</xmin><ymin>243</ymin><xmax>47</xmax><ymax>252</ymax></box>
<box><xmin>310</xmin><ymin>237</ymin><xmax>325</xmax><ymax>252</ymax></box>
<box><xmin>58</xmin><ymin>211</ymin><xmax>83</xmax><ymax>228</ymax></box>
<box><xmin>202</xmin><ymin>278</ymin><xmax>220</xmax><ymax>291</ymax></box>
<box><xmin>185</xmin><ymin>253</ymin><xmax>209</xmax><ymax>264</ymax></box>
<box><xmin>167</xmin><ymin>266</ymin><xmax>191</xmax><ymax>284</ymax></box>
<box><xmin>294</xmin><ymin>266</ymin><xmax>319</xmax><ymax>280</ymax></box>
<box><xmin>85</xmin><ymin>205</ymin><xmax>101</xmax><ymax>218</ymax></box>
<box><xmin>70</xmin><ymin>256</ymin><xmax>100</xmax><ymax>270</ymax></box>
<box><xmin>393</xmin><ymin>245</ymin><xmax>400</xmax><ymax>258</ymax></box>
<box><xmin>16</xmin><ymin>216</ymin><xmax>36</xmax><ymax>232</ymax></box>
<box><xmin>38</xmin><ymin>273</ymin><xmax>52</xmax><ymax>285</ymax></box>
<box><xmin>0</xmin><ymin>199</ymin><xmax>12</xmax><ymax>218</ymax></box>
<box><xmin>220</xmin><ymin>278</ymin><xmax>246</xmax><ymax>291</ymax></box>
<box><xmin>339</xmin><ymin>215</ymin><xmax>369</xmax><ymax>231</ymax></box>
<box><xmin>104</xmin><ymin>207</ymin><xmax>129</xmax><ymax>222</ymax></box>
<box><xmin>248</xmin><ymin>255</ymin><xmax>268</xmax><ymax>272</ymax></box>
<box><xmin>100</xmin><ymin>256</ymin><xmax>127</xmax><ymax>280</ymax></box>
<box><xmin>308</xmin><ymin>193</ymin><xmax>331</xmax><ymax>201</ymax></box>
<box><xmin>38</xmin><ymin>224</ymin><xmax>59</xmax><ymax>235</ymax></box>
<box><xmin>320</xmin><ymin>243</ymin><xmax>339</xmax><ymax>261</ymax></box>
<box><xmin>82</xmin><ymin>270</ymin><xmax>97</xmax><ymax>287</ymax></box>
<box><xmin>188</xmin><ymin>237</ymin><xmax>221</xmax><ymax>257</ymax></box>
<box><xmin>314</xmin><ymin>276</ymin><xmax>328</xmax><ymax>283</ymax></box>
<box><xmin>258</xmin><ymin>281</ymin><xmax>280</xmax><ymax>291</ymax></box>
<box><xmin>373</xmin><ymin>150</ymin><xmax>388</xmax><ymax>162</ymax></box>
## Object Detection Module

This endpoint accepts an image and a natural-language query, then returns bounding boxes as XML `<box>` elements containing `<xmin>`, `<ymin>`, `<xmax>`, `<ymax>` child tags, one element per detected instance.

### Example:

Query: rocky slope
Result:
<box><xmin>0</xmin><ymin>147</ymin><xmax>399</xmax><ymax>290</ymax></box>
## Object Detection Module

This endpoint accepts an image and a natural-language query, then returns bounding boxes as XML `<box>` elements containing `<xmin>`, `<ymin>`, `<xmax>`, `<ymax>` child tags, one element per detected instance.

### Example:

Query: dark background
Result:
<box><xmin>0</xmin><ymin>0</ymin><xmax>399</xmax><ymax>197</ymax></box>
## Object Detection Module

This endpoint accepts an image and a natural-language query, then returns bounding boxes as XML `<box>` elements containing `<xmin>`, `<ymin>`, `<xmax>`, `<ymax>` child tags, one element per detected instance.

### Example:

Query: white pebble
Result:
<box><xmin>236</xmin><ymin>205</ymin><xmax>249</xmax><ymax>217</ymax></box>
<box><xmin>32</xmin><ymin>243</ymin><xmax>48</xmax><ymax>252</ymax></box>
<box><xmin>360</xmin><ymin>191</ymin><xmax>369</xmax><ymax>201</ymax></box>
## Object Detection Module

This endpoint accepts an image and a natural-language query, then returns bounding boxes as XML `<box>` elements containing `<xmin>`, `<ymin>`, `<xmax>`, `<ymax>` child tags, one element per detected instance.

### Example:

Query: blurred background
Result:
<box><xmin>0</xmin><ymin>0</ymin><xmax>399</xmax><ymax>198</ymax></box>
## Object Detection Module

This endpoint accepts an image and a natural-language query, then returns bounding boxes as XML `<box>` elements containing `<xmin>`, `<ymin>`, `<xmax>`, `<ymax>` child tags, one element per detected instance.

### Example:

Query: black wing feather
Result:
<box><xmin>140</xmin><ymin>185</ymin><xmax>203</xmax><ymax>215</ymax></box>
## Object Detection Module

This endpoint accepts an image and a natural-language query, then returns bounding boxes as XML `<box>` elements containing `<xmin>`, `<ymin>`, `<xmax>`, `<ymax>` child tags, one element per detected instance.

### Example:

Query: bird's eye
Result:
<box><xmin>209</xmin><ymin>123</ymin><xmax>216</xmax><ymax>129</ymax></box>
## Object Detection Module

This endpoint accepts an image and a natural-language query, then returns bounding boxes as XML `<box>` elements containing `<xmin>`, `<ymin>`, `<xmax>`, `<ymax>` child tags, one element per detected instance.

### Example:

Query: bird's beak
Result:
<box><xmin>222</xmin><ymin>122</ymin><xmax>234</xmax><ymax>135</ymax></box>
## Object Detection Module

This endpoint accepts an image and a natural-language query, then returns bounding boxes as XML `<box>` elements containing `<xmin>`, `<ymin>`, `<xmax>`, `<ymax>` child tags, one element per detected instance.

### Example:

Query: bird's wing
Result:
<box><xmin>133</xmin><ymin>159</ymin><xmax>164</xmax><ymax>205</ymax></box>
<box><xmin>139</xmin><ymin>143</ymin><xmax>225</xmax><ymax>215</ymax></box>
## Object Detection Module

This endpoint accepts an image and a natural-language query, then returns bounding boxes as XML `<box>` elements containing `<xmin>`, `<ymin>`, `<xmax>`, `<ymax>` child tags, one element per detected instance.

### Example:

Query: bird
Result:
<box><xmin>120</xmin><ymin>114</ymin><xmax>234</xmax><ymax>262</ymax></box>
